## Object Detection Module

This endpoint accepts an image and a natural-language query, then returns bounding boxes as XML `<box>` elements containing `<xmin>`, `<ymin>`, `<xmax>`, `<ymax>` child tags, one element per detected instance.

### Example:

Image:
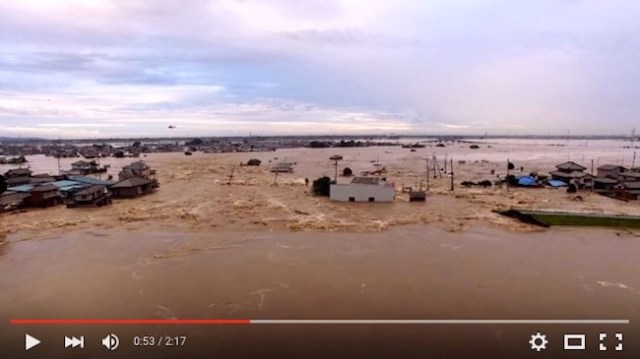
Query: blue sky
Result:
<box><xmin>1</xmin><ymin>0</ymin><xmax>639</xmax><ymax>138</ymax></box>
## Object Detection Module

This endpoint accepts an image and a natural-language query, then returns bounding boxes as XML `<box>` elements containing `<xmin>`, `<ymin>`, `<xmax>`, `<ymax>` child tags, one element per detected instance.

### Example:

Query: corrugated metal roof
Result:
<box><xmin>69</xmin><ymin>176</ymin><xmax>115</xmax><ymax>185</ymax></box>
<box><xmin>52</xmin><ymin>180</ymin><xmax>84</xmax><ymax>188</ymax></box>
<box><xmin>547</xmin><ymin>180</ymin><xmax>567</xmax><ymax>187</ymax></box>
<box><xmin>6</xmin><ymin>184</ymin><xmax>34</xmax><ymax>193</ymax></box>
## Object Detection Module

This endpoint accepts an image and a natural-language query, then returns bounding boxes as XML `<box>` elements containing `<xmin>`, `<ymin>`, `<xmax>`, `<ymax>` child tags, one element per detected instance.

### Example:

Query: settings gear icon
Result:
<box><xmin>529</xmin><ymin>332</ymin><xmax>548</xmax><ymax>351</ymax></box>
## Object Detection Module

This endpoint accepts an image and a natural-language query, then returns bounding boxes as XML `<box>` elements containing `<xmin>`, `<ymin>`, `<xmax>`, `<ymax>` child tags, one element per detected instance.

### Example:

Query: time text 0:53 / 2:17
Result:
<box><xmin>133</xmin><ymin>336</ymin><xmax>187</xmax><ymax>347</ymax></box>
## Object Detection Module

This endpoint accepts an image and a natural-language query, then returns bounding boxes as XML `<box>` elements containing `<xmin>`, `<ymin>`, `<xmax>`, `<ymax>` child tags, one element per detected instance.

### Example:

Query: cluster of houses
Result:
<box><xmin>548</xmin><ymin>161</ymin><xmax>640</xmax><ymax>200</ymax></box>
<box><xmin>0</xmin><ymin>161</ymin><xmax>159</xmax><ymax>211</ymax></box>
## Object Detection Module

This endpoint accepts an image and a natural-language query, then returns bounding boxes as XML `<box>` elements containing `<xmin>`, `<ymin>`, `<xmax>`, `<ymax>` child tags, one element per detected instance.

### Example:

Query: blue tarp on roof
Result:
<box><xmin>69</xmin><ymin>176</ymin><xmax>114</xmax><ymax>186</ymax></box>
<box><xmin>6</xmin><ymin>184</ymin><xmax>34</xmax><ymax>193</ymax></box>
<box><xmin>547</xmin><ymin>179</ymin><xmax>567</xmax><ymax>187</ymax></box>
<box><xmin>517</xmin><ymin>176</ymin><xmax>537</xmax><ymax>186</ymax></box>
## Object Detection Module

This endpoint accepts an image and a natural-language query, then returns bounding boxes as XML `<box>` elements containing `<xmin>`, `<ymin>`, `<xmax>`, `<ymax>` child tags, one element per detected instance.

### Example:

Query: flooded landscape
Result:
<box><xmin>2</xmin><ymin>0</ymin><xmax>639</xmax><ymax>356</ymax></box>
<box><xmin>1</xmin><ymin>139</ymin><xmax>640</xmax><ymax>357</ymax></box>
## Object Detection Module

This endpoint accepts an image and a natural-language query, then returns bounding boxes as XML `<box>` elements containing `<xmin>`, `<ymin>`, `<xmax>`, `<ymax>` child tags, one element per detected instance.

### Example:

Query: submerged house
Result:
<box><xmin>67</xmin><ymin>185</ymin><xmax>112</xmax><ymax>207</ymax></box>
<box><xmin>549</xmin><ymin>161</ymin><xmax>587</xmax><ymax>184</ymax></box>
<box><xmin>119</xmin><ymin>160</ymin><xmax>151</xmax><ymax>181</ymax></box>
<box><xmin>4</xmin><ymin>168</ymin><xmax>32</xmax><ymax>178</ymax></box>
<box><xmin>618</xmin><ymin>171</ymin><xmax>640</xmax><ymax>182</ymax></box>
<box><xmin>4</xmin><ymin>168</ymin><xmax>33</xmax><ymax>186</ymax></box>
<box><xmin>330</xmin><ymin>176</ymin><xmax>395</xmax><ymax>202</ymax></box>
<box><xmin>271</xmin><ymin>162</ymin><xmax>294</xmax><ymax>173</ymax></box>
<box><xmin>0</xmin><ymin>191</ymin><xmax>30</xmax><ymax>210</ymax></box>
<box><xmin>597</xmin><ymin>164</ymin><xmax>627</xmax><ymax>179</ymax></box>
<box><xmin>593</xmin><ymin>177</ymin><xmax>618</xmax><ymax>193</ymax></box>
<box><xmin>26</xmin><ymin>184</ymin><xmax>62</xmax><ymax>207</ymax></box>
<box><xmin>110</xmin><ymin>177</ymin><xmax>157</xmax><ymax>198</ymax></box>
<box><xmin>613</xmin><ymin>182</ymin><xmax>640</xmax><ymax>201</ymax></box>
<box><xmin>70</xmin><ymin>160</ymin><xmax>92</xmax><ymax>175</ymax></box>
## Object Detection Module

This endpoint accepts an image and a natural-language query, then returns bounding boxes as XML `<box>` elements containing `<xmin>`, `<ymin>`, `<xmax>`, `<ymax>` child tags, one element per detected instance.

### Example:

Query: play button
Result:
<box><xmin>25</xmin><ymin>334</ymin><xmax>41</xmax><ymax>351</ymax></box>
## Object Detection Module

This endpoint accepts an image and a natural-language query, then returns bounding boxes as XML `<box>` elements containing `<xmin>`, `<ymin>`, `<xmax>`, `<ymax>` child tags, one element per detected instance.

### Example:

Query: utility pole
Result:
<box><xmin>444</xmin><ymin>154</ymin><xmax>448</xmax><ymax>173</ymax></box>
<box><xmin>506</xmin><ymin>158</ymin><xmax>510</xmax><ymax>192</ymax></box>
<box><xmin>591</xmin><ymin>159</ymin><xmax>594</xmax><ymax>192</ymax></box>
<box><xmin>426</xmin><ymin>158</ymin><xmax>430</xmax><ymax>191</ymax></box>
<box><xmin>450</xmin><ymin>158</ymin><xmax>454</xmax><ymax>191</ymax></box>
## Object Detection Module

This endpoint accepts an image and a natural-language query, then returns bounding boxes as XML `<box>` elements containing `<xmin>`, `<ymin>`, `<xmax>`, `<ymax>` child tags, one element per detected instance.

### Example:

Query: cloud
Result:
<box><xmin>0</xmin><ymin>0</ymin><xmax>639</xmax><ymax>138</ymax></box>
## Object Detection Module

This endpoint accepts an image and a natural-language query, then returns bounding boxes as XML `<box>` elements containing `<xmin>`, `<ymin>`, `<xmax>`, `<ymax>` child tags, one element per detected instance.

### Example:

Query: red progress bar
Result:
<box><xmin>10</xmin><ymin>319</ymin><xmax>250</xmax><ymax>325</ymax></box>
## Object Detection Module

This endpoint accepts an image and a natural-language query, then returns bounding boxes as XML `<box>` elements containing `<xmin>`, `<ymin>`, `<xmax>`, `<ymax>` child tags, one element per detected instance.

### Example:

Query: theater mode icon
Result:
<box><xmin>563</xmin><ymin>334</ymin><xmax>586</xmax><ymax>350</ymax></box>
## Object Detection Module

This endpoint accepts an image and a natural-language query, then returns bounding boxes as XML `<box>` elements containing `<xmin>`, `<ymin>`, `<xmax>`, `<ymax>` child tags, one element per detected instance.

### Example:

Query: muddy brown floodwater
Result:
<box><xmin>0</xmin><ymin>224</ymin><xmax>638</xmax><ymax>358</ymax></box>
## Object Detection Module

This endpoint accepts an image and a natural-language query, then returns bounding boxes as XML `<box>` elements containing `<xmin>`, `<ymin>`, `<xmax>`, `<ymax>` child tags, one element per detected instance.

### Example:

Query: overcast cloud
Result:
<box><xmin>1</xmin><ymin>0</ymin><xmax>639</xmax><ymax>138</ymax></box>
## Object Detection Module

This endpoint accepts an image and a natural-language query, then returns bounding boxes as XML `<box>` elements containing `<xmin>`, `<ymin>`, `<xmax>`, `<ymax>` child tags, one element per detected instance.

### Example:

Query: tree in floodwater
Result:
<box><xmin>0</xmin><ymin>175</ymin><xmax>6</xmax><ymax>195</ymax></box>
<box><xmin>312</xmin><ymin>176</ymin><xmax>333</xmax><ymax>196</ymax></box>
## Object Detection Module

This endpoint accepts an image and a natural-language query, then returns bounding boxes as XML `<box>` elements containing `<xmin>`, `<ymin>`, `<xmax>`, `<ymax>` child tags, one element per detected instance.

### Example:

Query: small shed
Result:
<box><xmin>110</xmin><ymin>177</ymin><xmax>157</xmax><ymax>198</ymax></box>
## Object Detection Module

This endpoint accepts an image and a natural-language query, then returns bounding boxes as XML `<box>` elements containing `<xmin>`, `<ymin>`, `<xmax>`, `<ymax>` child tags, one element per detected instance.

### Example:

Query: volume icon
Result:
<box><xmin>102</xmin><ymin>333</ymin><xmax>120</xmax><ymax>351</ymax></box>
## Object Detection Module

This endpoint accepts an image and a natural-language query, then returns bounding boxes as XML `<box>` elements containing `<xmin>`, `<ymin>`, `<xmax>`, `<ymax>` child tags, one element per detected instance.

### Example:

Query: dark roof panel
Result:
<box><xmin>594</xmin><ymin>177</ymin><xmax>618</xmax><ymax>184</ymax></box>
<box><xmin>73</xmin><ymin>185</ymin><xmax>106</xmax><ymax>196</ymax></box>
<box><xmin>110</xmin><ymin>177</ymin><xmax>154</xmax><ymax>188</ymax></box>
<box><xmin>555</xmin><ymin>161</ymin><xmax>587</xmax><ymax>171</ymax></box>
<box><xmin>31</xmin><ymin>184</ymin><xmax>59</xmax><ymax>192</ymax></box>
